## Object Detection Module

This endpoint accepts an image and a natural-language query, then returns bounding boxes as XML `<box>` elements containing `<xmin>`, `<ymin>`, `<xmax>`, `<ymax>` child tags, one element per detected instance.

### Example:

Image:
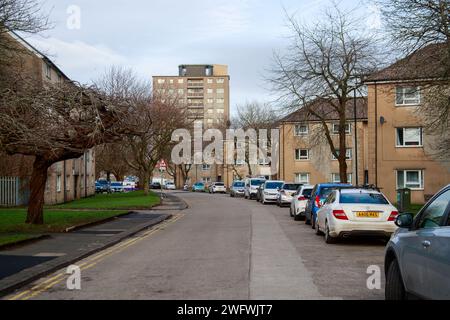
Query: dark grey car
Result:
<box><xmin>385</xmin><ymin>184</ymin><xmax>450</xmax><ymax>300</ymax></box>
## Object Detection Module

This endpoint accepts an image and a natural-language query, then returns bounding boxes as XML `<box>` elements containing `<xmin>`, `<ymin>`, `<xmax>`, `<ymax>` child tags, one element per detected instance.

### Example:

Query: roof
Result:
<box><xmin>8</xmin><ymin>30</ymin><xmax>71</xmax><ymax>81</ymax></box>
<box><xmin>279</xmin><ymin>97</ymin><xmax>368</xmax><ymax>124</ymax></box>
<box><xmin>365</xmin><ymin>42</ymin><xmax>450</xmax><ymax>83</ymax></box>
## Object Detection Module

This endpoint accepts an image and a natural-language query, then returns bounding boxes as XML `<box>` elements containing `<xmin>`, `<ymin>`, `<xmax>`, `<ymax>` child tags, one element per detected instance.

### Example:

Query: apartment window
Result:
<box><xmin>332</xmin><ymin>149</ymin><xmax>352</xmax><ymax>160</ymax></box>
<box><xmin>207</xmin><ymin>98</ymin><xmax>214</xmax><ymax>104</ymax></box>
<box><xmin>295</xmin><ymin>149</ymin><xmax>309</xmax><ymax>160</ymax></box>
<box><xmin>207</xmin><ymin>109</ymin><xmax>214</xmax><ymax>114</ymax></box>
<box><xmin>202</xmin><ymin>164</ymin><xmax>211</xmax><ymax>171</ymax></box>
<box><xmin>207</xmin><ymin>88</ymin><xmax>213</xmax><ymax>94</ymax></box>
<box><xmin>203</xmin><ymin>177</ymin><xmax>212</xmax><ymax>183</ymax></box>
<box><xmin>397</xmin><ymin>170</ymin><xmax>424</xmax><ymax>190</ymax></box>
<box><xmin>217</xmin><ymin>88</ymin><xmax>224</xmax><ymax>94</ymax></box>
<box><xmin>332</xmin><ymin>123</ymin><xmax>351</xmax><ymax>134</ymax></box>
<box><xmin>44</xmin><ymin>63</ymin><xmax>51</xmax><ymax>79</ymax></box>
<box><xmin>56</xmin><ymin>175</ymin><xmax>62</xmax><ymax>192</ymax></box>
<box><xmin>216</xmin><ymin>98</ymin><xmax>224</xmax><ymax>104</ymax></box>
<box><xmin>331</xmin><ymin>173</ymin><xmax>352</xmax><ymax>184</ymax></box>
<box><xmin>235</xmin><ymin>159</ymin><xmax>245</xmax><ymax>166</ymax></box>
<box><xmin>168</xmin><ymin>89</ymin><xmax>174</xmax><ymax>95</ymax></box>
<box><xmin>295</xmin><ymin>173</ymin><xmax>310</xmax><ymax>184</ymax></box>
<box><xmin>217</xmin><ymin>109</ymin><xmax>225</xmax><ymax>114</ymax></box>
<box><xmin>169</xmin><ymin>79</ymin><xmax>174</xmax><ymax>84</ymax></box>
<box><xmin>258</xmin><ymin>158</ymin><xmax>271</xmax><ymax>166</ymax></box>
<box><xmin>294</xmin><ymin>124</ymin><xmax>308</xmax><ymax>136</ymax></box>
<box><xmin>217</xmin><ymin>78</ymin><xmax>225</xmax><ymax>84</ymax></box>
<box><xmin>157</xmin><ymin>79</ymin><xmax>165</xmax><ymax>84</ymax></box>
<box><xmin>178</xmin><ymin>89</ymin><xmax>184</xmax><ymax>94</ymax></box>
<box><xmin>396</xmin><ymin>127</ymin><xmax>423</xmax><ymax>147</ymax></box>
<box><xmin>396</xmin><ymin>87</ymin><xmax>421</xmax><ymax>106</ymax></box>
<box><xmin>207</xmin><ymin>79</ymin><xmax>213</xmax><ymax>84</ymax></box>
<box><xmin>178</xmin><ymin>79</ymin><xmax>184</xmax><ymax>84</ymax></box>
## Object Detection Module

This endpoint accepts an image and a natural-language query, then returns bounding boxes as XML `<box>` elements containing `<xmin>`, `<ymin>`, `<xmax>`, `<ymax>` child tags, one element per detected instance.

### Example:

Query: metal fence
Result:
<box><xmin>0</xmin><ymin>177</ymin><xmax>29</xmax><ymax>207</ymax></box>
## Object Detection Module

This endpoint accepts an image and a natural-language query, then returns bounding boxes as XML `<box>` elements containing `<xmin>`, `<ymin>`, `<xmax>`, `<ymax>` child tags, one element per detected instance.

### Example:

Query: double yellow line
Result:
<box><xmin>8</xmin><ymin>214</ymin><xmax>185</xmax><ymax>300</ymax></box>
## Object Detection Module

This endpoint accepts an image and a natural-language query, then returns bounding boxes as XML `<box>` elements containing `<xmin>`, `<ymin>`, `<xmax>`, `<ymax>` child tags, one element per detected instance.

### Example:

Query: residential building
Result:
<box><xmin>0</xmin><ymin>31</ymin><xmax>95</xmax><ymax>206</ymax></box>
<box><xmin>278</xmin><ymin>98</ymin><xmax>369</xmax><ymax>186</ymax></box>
<box><xmin>153</xmin><ymin>65</ymin><xmax>230</xmax><ymax>187</ymax></box>
<box><xmin>365</xmin><ymin>43</ymin><xmax>450</xmax><ymax>204</ymax></box>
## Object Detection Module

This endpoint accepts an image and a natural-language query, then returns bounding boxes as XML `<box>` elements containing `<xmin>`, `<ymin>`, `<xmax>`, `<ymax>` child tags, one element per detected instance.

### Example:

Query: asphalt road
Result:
<box><xmin>5</xmin><ymin>191</ymin><xmax>386</xmax><ymax>300</ymax></box>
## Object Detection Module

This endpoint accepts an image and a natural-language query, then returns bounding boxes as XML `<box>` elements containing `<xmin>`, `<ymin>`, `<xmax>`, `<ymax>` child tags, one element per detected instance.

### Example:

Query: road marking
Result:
<box><xmin>7</xmin><ymin>214</ymin><xmax>184</xmax><ymax>301</ymax></box>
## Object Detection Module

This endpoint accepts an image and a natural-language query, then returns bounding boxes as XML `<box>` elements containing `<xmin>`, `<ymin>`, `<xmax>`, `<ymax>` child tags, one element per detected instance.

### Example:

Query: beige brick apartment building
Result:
<box><xmin>0</xmin><ymin>31</ymin><xmax>95</xmax><ymax>206</ymax></box>
<box><xmin>365</xmin><ymin>43</ymin><xmax>450</xmax><ymax>204</ymax></box>
<box><xmin>153</xmin><ymin>65</ymin><xmax>230</xmax><ymax>187</ymax></box>
<box><xmin>278</xmin><ymin>98</ymin><xmax>369</xmax><ymax>187</ymax></box>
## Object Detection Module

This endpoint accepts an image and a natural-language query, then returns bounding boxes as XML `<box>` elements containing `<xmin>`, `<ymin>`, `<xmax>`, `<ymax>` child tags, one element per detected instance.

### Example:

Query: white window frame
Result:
<box><xmin>331</xmin><ymin>173</ymin><xmax>352</xmax><ymax>184</ymax></box>
<box><xmin>202</xmin><ymin>164</ymin><xmax>211</xmax><ymax>171</ymax></box>
<box><xmin>216</xmin><ymin>78</ymin><xmax>225</xmax><ymax>84</ymax></box>
<box><xmin>332</xmin><ymin>149</ymin><xmax>352</xmax><ymax>160</ymax></box>
<box><xmin>294</xmin><ymin>124</ymin><xmax>308</xmax><ymax>136</ymax></box>
<box><xmin>295</xmin><ymin>149</ymin><xmax>309</xmax><ymax>161</ymax></box>
<box><xmin>216</xmin><ymin>98</ymin><xmax>224</xmax><ymax>104</ymax></box>
<box><xmin>395</xmin><ymin>87</ymin><xmax>421</xmax><ymax>106</ymax></box>
<box><xmin>396</xmin><ymin>127</ymin><xmax>423</xmax><ymax>147</ymax></box>
<box><xmin>45</xmin><ymin>63</ymin><xmax>51</xmax><ymax>79</ymax></box>
<box><xmin>332</xmin><ymin>123</ymin><xmax>351</xmax><ymax>135</ymax></box>
<box><xmin>216</xmin><ymin>88</ymin><xmax>224</xmax><ymax>94</ymax></box>
<box><xmin>178</xmin><ymin>79</ymin><xmax>184</xmax><ymax>84</ymax></box>
<box><xmin>295</xmin><ymin>173</ymin><xmax>310</xmax><ymax>184</ymax></box>
<box><xmin>157</xmin><ymin>79</ymin><xmax>165</xmax><ymax>84</ymax></box>
<box><xmin>56</xmin><ymin>175</ymin><xmax>62</xmax><ymax>192</ymax></box>
<box><xmin>396</xmin><ymin>170</ymin><xmax>424</xmax><ymax>190</ymax></box>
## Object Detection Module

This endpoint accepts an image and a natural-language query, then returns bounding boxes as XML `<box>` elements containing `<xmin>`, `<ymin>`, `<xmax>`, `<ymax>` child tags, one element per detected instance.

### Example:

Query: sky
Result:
<box><xmin>25</xmin><ymin>0</ymin><xmax>378</xmax><ymax>114</ymax></box>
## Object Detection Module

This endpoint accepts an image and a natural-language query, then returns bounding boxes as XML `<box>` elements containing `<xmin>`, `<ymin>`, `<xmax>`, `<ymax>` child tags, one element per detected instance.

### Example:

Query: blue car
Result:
<box><xmin>385</xmin><ymin>184</ymin><xmax>450</xmax><ymax>300</ymax></box>
<box><xmin>110</xmin><ymin>182</ymin><xmax>124</xmax><ymax>193</ymax></box>
<box><xmin>305</xmin><ymin>183</ymin><xmax>352</xmax><ymax>228</ymax></box>
<box><xmin>95</xmin><ymin>180</ymin><xmax>111</xmax><ymax>193</ymax></box>
<box><xmin>192</xmin><ymin>182</ymin><xmax>206</xmax><ymax>192</ymax></box>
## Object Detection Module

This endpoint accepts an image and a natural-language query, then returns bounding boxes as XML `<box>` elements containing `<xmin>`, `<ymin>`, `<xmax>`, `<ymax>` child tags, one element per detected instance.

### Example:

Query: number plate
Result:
<box><xmin>356</xmin><ymin>212</ymin><xmax>380</xmax><ymax>218</ymax></box>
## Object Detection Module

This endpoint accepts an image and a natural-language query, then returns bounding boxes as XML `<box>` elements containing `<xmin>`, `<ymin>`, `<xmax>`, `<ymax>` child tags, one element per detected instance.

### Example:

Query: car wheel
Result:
<box><xmin>324</xmin><ymin>221</ymin><xmax>338</xmax><ymax>244</ymax></box>
<box><xmin>385</xmin><ymin>260</ymin><xmax>406</xmax><ymax>300</ymax></box>
<box><xmin>294</xmin><ymin>213</ymin><xmax>303</xmax><ymax>221</ymax></box>
<box><xmin>315</xmin><ymin>218</ymin><xmax>323</xmax><ymax>235</ymax></box>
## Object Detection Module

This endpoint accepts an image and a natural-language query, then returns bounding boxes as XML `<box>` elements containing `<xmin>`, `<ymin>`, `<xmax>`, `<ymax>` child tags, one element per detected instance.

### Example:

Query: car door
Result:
<box><xmin>400</xmin><ymin>188</ymin><xmax>450</xmax><ymax>299</ymax></box>
<box><xmin>305</xmin><ymin>186</ymin><xmax>318</xmax><ymax>221</ymax></box>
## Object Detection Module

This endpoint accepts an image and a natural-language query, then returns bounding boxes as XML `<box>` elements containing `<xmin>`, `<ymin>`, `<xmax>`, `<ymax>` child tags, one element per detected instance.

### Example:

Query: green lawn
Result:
<box><xmin>50</xmin><ymin>191</ymin><xmax>160</xmax><ymax>210</ymax></box>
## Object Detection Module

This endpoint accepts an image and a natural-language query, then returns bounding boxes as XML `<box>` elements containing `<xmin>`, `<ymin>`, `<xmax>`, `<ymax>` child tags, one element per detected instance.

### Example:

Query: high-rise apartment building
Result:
<box><xmin>153</xmin><ymin>65</ymin><xmax>230</xmax><ymax>186</ymax></box>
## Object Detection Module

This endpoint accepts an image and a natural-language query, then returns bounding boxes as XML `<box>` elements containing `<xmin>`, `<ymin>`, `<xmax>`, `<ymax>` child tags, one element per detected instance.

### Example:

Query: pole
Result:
<box><xmin>354</xmin><ymin>85</ymin><xmax>359</xmax><ymax>186</ymax></box>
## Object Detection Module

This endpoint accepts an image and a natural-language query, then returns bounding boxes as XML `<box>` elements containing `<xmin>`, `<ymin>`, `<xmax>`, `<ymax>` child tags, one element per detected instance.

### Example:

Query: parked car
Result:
<box><xmin>209</xmin><ymin>182</ymin><xmax>227</xmax><ymax>194</ymax></box>
<box><xmin>277</xmin><ymin>183</ymin><xmax>303</xmax><ymax>207</ymax></box>
<box><xmin>110</xmin><ymin>181</ymin><xmax>124</xmax><ymax>193</ymax></box>
<box><xmin>260</xmin><ymin>181</ymin><xmax>285</xmax><ymax>205</ymax></box>
<box><xmin>385</xmin><ymin>184</ymin><xmax>450</xmax><ymax>300</ymax></box>
<box><xmin>230</xmin><ymin>181</ymin><xmax>245</xmax><ymax>197</ymax></box>
<box><xmin>123</xmin><ymin>181</ymin><xmax>137</xmax><ymax>192</ymax></box>
<box><xmin>244</xmin><ymin>178</ymin><xmax>266</xmax><ymax>200</ymax></box>
<box><xmin>192</xmin><ymin>182</ymin><xmax>206</xmax><ymax>192</ymax></box>
<box><xmin>95</xmin><ymin>180</ymin><xmax>111</xmax><ymax>193</ymax></box>
<box><xmin>305</xmin><ymin>183</ymin><xmax>352</xmax><ymax>228</ymax></box>
<box><xmin>315</xmin><ymin>187</ymin><xmax>399</xmax><ymax>244</ymax></box>
<box><xmin>183</xmin><ymin>184</ymin><xmax>190</xmax><ymax>191</ymax></box>
<box><xmin>165</xmin><ymin>182</ymin><xmax>176</xmax><ymax>190</ymax></box>
<box><xmin>290</xmin><ymin>185</ymin><xmax>314</xmax><ymax>221</ymax></box>
<box><xmin>150</xmin><ymin>182</ymin><xmax>162</xmax><ymax>190</ymax></box>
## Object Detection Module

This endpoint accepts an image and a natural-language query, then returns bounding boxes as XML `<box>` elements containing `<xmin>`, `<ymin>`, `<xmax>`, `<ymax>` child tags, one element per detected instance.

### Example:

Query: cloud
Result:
<box><xmin>27</xmin><ymin>37</ymin><xmax>127</xmax><ymax>83</ymax></box>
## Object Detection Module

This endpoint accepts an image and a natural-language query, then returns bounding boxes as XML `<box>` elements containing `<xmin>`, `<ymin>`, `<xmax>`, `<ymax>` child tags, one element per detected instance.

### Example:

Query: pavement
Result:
<box><xmin>2</xmin><ymin>191</ymin><xmax>387</xmax><ymax>300</ymax></box>
<box><xmin>0</xmin><ymin>192</ymin><xmax>187</xmax><ymax>297</ymax></box>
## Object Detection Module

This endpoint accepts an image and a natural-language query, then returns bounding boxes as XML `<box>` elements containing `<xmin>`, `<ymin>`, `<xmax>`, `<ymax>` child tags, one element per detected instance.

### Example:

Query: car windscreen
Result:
<box><xmin>111</xmin><ymin>183</ymin><xmax>122</xmax><ymax>186</ymax></box>
<box><xmin>234</xmin><ymin>182</ymin><xmax>245</xmax><ymax>187</ymax></box>
<box><xmin>266</xmin><ymin>182</ymin><xmax>284</xmax><ymax>189</ymax></box>
<box><xmin>340</xmin><ymin>193</ymin><xmax>389</xmax><ymax>204</ymax></box>
<box><xmin>302</xmin><ymin>189</ymin><xmax>313</xmax><ymax>197</ymax></box>
<box><xmin>251</xmin><ymin>180</ymin><xmax>265</xmax><ymax>186</ymax></box>
<box><xmin>215</xmin><ymin>183</ymin><xmax>225</xmax><ymax>186</ymax></box>
<box><xmin>284</xmin><ymin>184</ymin><xmax>302</xmax><ymax>191</ymax></box>
<box><xmin>97</xmin><ymin>181</ymin><xmax>108</xmax><ymax>185</ymax></box>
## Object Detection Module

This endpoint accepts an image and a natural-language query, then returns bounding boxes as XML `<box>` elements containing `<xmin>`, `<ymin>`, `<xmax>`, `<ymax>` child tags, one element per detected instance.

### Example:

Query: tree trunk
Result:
<box><xmin>26</xmin><ymin>156</ymin><xmax>51</xmax><ymax>225</ymax></box>
<box><xmin>339</xmin><ymin>157</ymin><xmax>348</xmax><ymax>184</ymax></box>
<box><xmin>142</xmin><ymin>174</ymin><xmax>150</xmax><ymax>196</ymax></box>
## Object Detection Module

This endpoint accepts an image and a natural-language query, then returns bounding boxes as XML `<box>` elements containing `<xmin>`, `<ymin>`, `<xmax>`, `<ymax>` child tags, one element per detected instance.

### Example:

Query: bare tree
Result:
<box><xmin>0</xmin><ymin>75</ymin><xmax>129</xmax><ymax>224</ymax></box>
<box><xmin>268</xmin><ymin>5</ymin><xmax>380</xmax><ymax>183</ymax></box>
<box><xmin>0</xmin><ymin>0</ymin><xmax>51</xmax><ymax>65</ymax></box>
<box><xmin>95</xmin><ymin>142</ymin><xmax>131</xmax><ymax>181</ymax></box>
<box><xmin>231</xmin><ymin>101</ymin><xmax>279</xmax><ymax>177</ymax></box>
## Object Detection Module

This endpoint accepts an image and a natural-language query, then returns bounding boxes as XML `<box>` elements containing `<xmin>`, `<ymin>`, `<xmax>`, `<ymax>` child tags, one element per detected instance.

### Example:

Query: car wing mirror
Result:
<box><xmin>395</xmin><ymin>213</ymin><xmax>414</xmax><ymax>229</ymax></box>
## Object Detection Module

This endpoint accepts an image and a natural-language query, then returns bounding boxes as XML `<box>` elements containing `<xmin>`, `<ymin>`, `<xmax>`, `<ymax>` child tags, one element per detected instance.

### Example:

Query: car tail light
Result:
<box><xmin>388</xmin><ymin>211</ymin><xmax>399</xmax><ymax>221</ymax></box>
<box><xmin>315</xmin><ymin>196</ymin><xmax>321</xmax><ymax>208</ymax></box>
<box><xmin>333</xmin><ymin>210</ymin><xmax>348</xmax><ymax>220</ymax></box>
<box><xmin>298</xmin><ymin>196</ymin><xmax>307</xmax><ymax>201</ymax></box>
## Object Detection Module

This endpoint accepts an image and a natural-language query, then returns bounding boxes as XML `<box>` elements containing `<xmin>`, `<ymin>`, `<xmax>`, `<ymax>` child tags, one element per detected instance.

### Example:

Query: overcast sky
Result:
<box><xmin>25</xmin><ymin>0</ymin><xmax>376</xmax><ymax>114</ymax></box>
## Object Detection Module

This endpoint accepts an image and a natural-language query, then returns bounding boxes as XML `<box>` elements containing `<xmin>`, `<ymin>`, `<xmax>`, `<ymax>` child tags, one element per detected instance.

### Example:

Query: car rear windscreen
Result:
<box><xmin>215</xmin><ymin>183</ymin><xmax>225</xmax><ymax>186</ymax></box>
<box><xmin>319</xmin><ymin>188</ymin><xmax>334</xmax><ymax>199</ymax></box>
<box><xmin>234</xmin><ymin>182</ymin><xmax>245</xmax><ymax>187</ymax></box>
<box><xmin>302</xmin><ymin>189</ymin><xmax>313</xmax><ymax>197</ymax></box>
<box><xmin>266</xmin><ymin>182</ymin><xmax>284</xmax><ymax>189</ymax></box>
<box><xmin>284</xmin><ymin>184</ymin><xmax>302</xmax><ymax>191</ymax></box>
<box><xmin>340</xmin><ymin>193</ymin><xmax>389</xmax><ymax>204</ymax></box>
<box><xmin>251</xmin><ymin>180</ymin><xmax>265</xmax><ymax>186</ymax></box>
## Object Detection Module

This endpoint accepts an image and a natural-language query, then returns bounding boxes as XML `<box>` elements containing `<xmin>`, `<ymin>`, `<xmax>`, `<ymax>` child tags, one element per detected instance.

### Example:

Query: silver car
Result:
<box><xmin>385</xmin><ymin>184</ymin><xmax>450</xmax><ymax>300</ymax></box>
